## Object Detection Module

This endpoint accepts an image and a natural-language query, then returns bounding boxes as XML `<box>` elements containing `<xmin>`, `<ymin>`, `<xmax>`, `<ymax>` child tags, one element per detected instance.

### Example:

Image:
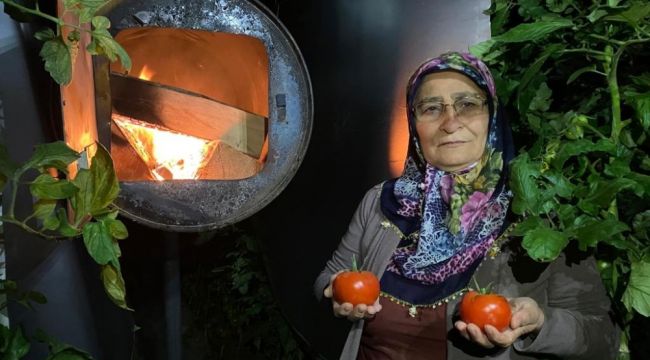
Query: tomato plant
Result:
<box><xmin>332</xmin><ymin>257</ymin><xmax>380</xmax><ymax>306</ymax></box>
<box><xmin>459</xmin><ymin>290</ymin><xmax>512</xmax><ymax>332</ymax></box>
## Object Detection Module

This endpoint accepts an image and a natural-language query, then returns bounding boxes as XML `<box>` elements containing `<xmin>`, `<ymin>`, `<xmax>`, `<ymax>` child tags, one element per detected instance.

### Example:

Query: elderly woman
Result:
<box><xmin>314</xmin><ymin>52</ymin><xmax>619</xmax><ymax>359</ymax></box>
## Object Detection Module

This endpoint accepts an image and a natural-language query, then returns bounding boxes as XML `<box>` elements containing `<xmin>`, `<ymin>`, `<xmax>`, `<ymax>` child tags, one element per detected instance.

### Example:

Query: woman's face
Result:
<box><xmin>412</xmin><ymin>71</ymin><xmax>489</xmax><ymax>172</ymax></box>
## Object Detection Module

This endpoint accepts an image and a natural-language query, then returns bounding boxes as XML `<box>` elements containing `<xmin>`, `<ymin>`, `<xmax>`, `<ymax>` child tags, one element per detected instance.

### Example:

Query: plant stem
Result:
<box><xmin>607</xmin><ymin>38</ymin><xmax>650</xmax><ymax>141</ymax></box>
<box><xmin>1</xmin><ymin>0</ymin><xmax>63</xmax><ymax>26</ymax></box>
<box><xmin>590</xmin><ymin>34</ymin><xmax>625</xmax><ymax>46</ymax></box>
<box><xmin>584</xmin><ymin>124</ymin><xmax>607</xmax><ymax>140</ymax></box>
<box><xmin>7</xmin><ymin>176</ymin><xmax>19</xmax><ymax>219</ymax></box>
<box><xmin>472</xmin><ymin>276</ymin><xmax>481</xmax><ymax>292</ymax></box>
<box><xmin>0</xmin><ymin>216</ymin><xmax>63</xmax><ymax>240</ymax></box>
<box><xmin>560</xmin><ymin>48</ymin><xmax>607</xmax><ymax>56</ymax></box>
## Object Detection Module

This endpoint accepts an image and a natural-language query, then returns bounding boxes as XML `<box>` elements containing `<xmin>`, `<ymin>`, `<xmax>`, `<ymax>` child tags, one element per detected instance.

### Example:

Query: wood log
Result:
<box><xmin>110</xmin><ymin>73</ymin><xmax>266</xmax><ymax>158</ymax></box>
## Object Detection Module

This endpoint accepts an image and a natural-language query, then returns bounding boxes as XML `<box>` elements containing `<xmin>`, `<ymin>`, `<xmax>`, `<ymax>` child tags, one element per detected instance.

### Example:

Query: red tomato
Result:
<box><xmin>332</xmin><ymin>270</ymin><xmax>380</xmax><ymax>306</ymax></box>
<box><xmin>459</xmin><ymin>290</ymin><xmax>512</xmax><ymax>331</ymax></box>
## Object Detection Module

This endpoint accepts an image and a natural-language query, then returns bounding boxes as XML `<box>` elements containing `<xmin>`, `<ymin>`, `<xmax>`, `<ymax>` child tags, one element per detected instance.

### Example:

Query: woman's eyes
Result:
<box><xmin>457</xmin><ymin>100</ymin><xmax>478</xmax><ymax>110</ymax></box>
<box><xmin>421</xmin><ymin>104</ymin><xmax>443</xmax><ymax>114</ymax></box>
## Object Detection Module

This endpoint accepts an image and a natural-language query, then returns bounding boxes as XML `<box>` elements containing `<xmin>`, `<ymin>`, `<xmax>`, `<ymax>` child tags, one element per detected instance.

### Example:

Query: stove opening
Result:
<box><xmin>109</xmin><ymin>28</ymin><xmax>269</xmax><ymax>181</ymax></box>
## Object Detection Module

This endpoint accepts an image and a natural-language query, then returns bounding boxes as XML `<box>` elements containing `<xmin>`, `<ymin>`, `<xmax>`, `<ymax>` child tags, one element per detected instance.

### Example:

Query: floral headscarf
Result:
<box><xmin>380</xmin><ymin>52</ymin><xmax>513</xmax><ymax>290</ymax></box>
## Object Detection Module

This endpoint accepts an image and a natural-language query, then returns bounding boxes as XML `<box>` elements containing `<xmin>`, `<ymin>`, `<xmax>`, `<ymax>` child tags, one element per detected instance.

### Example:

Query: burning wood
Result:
<box><xmin>112</xmin><ymin>114</ymin><xmax>217</xmax><ymax>180</ymax></box>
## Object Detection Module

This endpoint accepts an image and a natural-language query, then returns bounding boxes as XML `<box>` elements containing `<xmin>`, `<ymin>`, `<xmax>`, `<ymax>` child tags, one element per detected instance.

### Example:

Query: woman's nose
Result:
<box><xmin>439</xmin><ymin>107</ymin><xmax>462</xmax><ymax>133</ymax></box>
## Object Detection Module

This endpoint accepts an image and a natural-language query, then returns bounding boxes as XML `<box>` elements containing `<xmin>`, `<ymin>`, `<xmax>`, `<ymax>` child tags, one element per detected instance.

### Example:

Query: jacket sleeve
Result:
<box><xmin>313</xmin><ymin>186</ymin><xmax>378</xmax><ymax>302</ymax></box>
<box><xmin>513</xmin><ymin>252</ymin><xmax>620</xmax><ymax>359</ymax></box>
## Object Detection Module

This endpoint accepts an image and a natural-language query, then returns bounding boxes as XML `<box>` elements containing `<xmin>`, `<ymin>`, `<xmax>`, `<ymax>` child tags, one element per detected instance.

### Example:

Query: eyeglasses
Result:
<box><xmin>412</xmin><ymin>95</ymin><xmax>487</xmax><ymax>122</ymax></box>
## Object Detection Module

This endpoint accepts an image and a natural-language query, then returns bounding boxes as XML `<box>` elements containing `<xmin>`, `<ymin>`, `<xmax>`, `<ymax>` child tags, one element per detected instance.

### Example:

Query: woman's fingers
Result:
<box><xmin>509</xmin><ymin>297</ymin><xmax>545</xmax><ymax>332</ymax></box>
<box><xmin>332</xmin><ymin>301</ymin><xmax>381</xmax><ymax>321</ymax></box>
<box><xmin>333</xmin><ymin>301</ymin><xmax>353</xmax><ymax>317</ymax></box>
<box><xmin>483</xmin><ymin>325</ymin><xmax>516</xmax><ymax>347</ymax></box>
<box><xmin>347</xmin><ymin>303</ymin><xmax>368</xmax><ymax>321</ymax></box>
<box><xmin>323</xmin><ymin>270</ymin><xmax>346</xmax><ymax>299</ymax></box>
<box><xmin>454</xmin><ymin>321</ymin><xmax>470</xmax><ymax>340</ymax></box>
<box><xmin>465</xmin><ymin>323</ymin><xmax>494</xmax><ymax>348</ymax></box>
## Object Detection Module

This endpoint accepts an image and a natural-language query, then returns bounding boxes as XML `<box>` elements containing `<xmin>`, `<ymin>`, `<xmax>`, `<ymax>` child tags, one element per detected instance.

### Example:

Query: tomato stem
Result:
<box><xmin>471</xmin><ymin>277</ymin><xmax>493</xmax><ymax>294</ymax></box>
<box><xmin>472</xmin><ymin>276</ymin><xmax>481</xmax><ymax>293</ymax></box>
<box><xmin>352</xmin><ymin>254</ymin><xmax>358</xmax><ymax>272</ymax></box>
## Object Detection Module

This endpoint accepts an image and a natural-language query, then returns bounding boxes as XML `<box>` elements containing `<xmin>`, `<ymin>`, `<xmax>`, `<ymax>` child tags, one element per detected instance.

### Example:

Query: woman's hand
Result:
<box><xmin>454</xmin><ymin>297</ymin><xmax>545</xmax><ymax>348</ymax></box>
<box><xmin>323</xmin><ymin>271</ymin><xmax>382</xmax><ymax>321</ymax></box>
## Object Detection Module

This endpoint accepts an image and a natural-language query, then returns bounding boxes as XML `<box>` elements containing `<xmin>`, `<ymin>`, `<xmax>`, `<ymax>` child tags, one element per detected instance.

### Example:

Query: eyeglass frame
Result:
<box><xmin>411</xmin><ymin>93</ymin><xmax>488</xmax><ymax>123</ymax></box>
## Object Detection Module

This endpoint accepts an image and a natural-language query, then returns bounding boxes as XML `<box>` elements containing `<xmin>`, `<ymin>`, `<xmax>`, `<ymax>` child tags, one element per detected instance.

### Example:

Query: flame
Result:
<box><xmin>113</xmin><ymin>114</ymin><xmax>217</xmax><ymax>180</ymax></box>
<box><xmin>137</xmin><ymin>65</ymin><xmax>155</xmax><ymax>81</ymax></box>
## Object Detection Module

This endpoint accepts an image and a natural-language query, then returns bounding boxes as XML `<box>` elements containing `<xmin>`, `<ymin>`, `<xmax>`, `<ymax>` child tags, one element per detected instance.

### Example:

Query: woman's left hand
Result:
<box><xmin>454</xmin><ymin>297</ymin><xmax>545</xmax><ymax>348</ymax></box>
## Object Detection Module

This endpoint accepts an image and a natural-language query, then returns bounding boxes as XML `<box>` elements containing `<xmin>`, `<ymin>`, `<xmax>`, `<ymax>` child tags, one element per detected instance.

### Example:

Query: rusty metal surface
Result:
<box><xmin>95</xmin><ymin>0</ymin><xmax>312</xmax><ymax>231</ymax></box>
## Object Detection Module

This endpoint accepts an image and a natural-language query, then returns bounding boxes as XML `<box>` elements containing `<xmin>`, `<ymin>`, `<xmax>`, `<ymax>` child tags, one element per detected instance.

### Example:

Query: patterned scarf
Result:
<box><xmin>380</xmin><ymin>52</ymin><xmax>514</xmax><ymax>294</ymax></box>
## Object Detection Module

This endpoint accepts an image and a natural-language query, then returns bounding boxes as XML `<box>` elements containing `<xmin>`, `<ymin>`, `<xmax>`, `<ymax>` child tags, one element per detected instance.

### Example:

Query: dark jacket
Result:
<box><xmin>315</xmin><ymin>184</ymin><xmax>619</xmax><ymax>359</ymax></box>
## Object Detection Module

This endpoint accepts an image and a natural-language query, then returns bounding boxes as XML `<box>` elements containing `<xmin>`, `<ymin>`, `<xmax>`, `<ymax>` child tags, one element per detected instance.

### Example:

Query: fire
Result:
<box><xmin>137</xmin><ymin>65</ymin><xmax>155</xmax><ymax>81</ymax></box>
<box><xmin>113</xmin><ymin>114</ymin><xmax>217</xmax><ymax>180</ymax></box>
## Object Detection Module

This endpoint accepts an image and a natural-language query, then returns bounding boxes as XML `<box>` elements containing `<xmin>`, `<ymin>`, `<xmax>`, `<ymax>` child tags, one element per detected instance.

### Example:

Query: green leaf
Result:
<box><xmin>23</xmin><ymin>141</ymin><xmax>80</xmax><ymax>172</ymax></box>
<box><xmin>518</xmin><ymin>0</ymin><xmax>551</xmax><ymax>20</ymax></box>
<box><xmin>604</xmin><ymin>157</ymin><xmax>631</xmax><ymax>177</ymax></box>
<box><xmin>492</xmin><ymin>19</ymin><xmax>573</xmax><ymax>43</ymax></box>
<box><xmin>43</xmin><ymin>213</ymin><xmax>61</xmax><ymax>231</ymax></box>
<box><xmin>469</xmin><ymin>39</ymin><xmax>496</xmax><ymax>59</ymax></box>
<box><xmin>567</xmin><ymin>65</ymin><xmax>598</xmax><ymax>84</ymax></box>
<box><xmin>56</xmin><ymin>208</ymin><xmax>81</xmax><ymax>237</ymax></box>
<box><xmin>87</xmin><ymin>17</ymin><xmax>132</xmax><ymax>71</ymax></box>
<box><xmin>631</xmin><ymin>73</ymin><xmax>650</xmax><ymax>88</ymax></box>
<box><xmin>519</xmin><ymin>44</ymin><xmax>564</xmax><ymax>93</ymax></box>
<box><xmin>71</xmin><ymin>169</ymin><xmax>92</xmax><ymax>223</ymax></box>
<box><xmin>100</xmin><ymin>264</ymin><xmax>131</xmax><ymax>310</ymax></box>
<box><xmin>573</xmin><ymin>216</ymin><xmax>630</xmax><ymax>250</ymax></box>
<box><xmin>552</xmin><ymin>139</ymin><xmax>616</xmax><ymax>169</ymax></box>
<box><xmin>30</xmin><ymin>174</ymin><xmax>79</xmax><ymax>200</ymax></box>
<box><xmin>622</xmin><ymin>260</ymin><xmax>650</xmax><ymax>316</ymax></box>
<box><xmin>103</xmin><ymin>218</ymin><xmax>128</xmax><ymax>240</ymax></box>
<box><xmin>26</xmin><ymin>290</ymin><xmax>47</xmax><ymax>305</ymax></box>
<box><xmin>578</xmin><ymin>178</ymin><xmax>637</xmax><ymax>215</ymax></box>
<box><xmin>633</xmin><ymin>210</ymin><xmax>650</xmax><ymax>240</ymax></box>
<box><xmin>604</xmin><ymin>2</ymin><xmax>650</xmax><ymax>27</ymax></box>
<box><xmin>512</xmin><ymin>216</ymin><xmax>545</xmax><ymax>236</ymax></box>
<box><xmin>82</xmin><ymin>221</ymin><xmax>118</xmax><ymax>266</ymax></box>
<box><xmin>528</xmin><ymin>82</ymin><xmax>552</xmax><ymax>112</ymax></box>
<box><xmin>545</xmin><ymin>0</ymin><xmax>571</xmax><ymax>13</ymax></box>
<box><xmin>556</xmin><ymin>204</ymin><xmax>576</xmax><ymax>228</ymax></box>
<box><xmin>0</xmin><ymin>325</ymin><xmax>31</xmax><ymax>359</ymax></box>
<box><xmin>36</xmin><ymin>328</ymin><xmax>94</xmax><ymax>360</ymax></box>
<box><xmin>64</xmin><ymin>0</ymin><xmax>110</xmax><ymax>23</ymax></box>
<box><xmin>70</xmin><ymin>145</ymin><xmax>119</xmax><ymax>223</ymax></box>
<box><xmin>623</xmin><ymin>90</ymin><xmax>650</xmax><ymax>130</ymax></box>
<box><xmin>89</xmin><ymin>144</ymin><xmax>119</xmax><ymax>211</ymax></box>
<box><xmin>642</xmin><ymin>156</ymin><xmax>650</xmax><ymax>171</ymax></box>
<box><xmin>35</xmin><ymin>28</ymin><xmax>56</xmax><ymax>41</ymax></box>
<box><xmin>522</xmin><ymin>225</ymin><xmax>569</xmax><ymax>261</ymax></box>
<box><xmin>40</xmin><ymin>37</ymin><xmax>73</xmax><ymax>85</ymax></box>
<box><xmin>33</xmin><ymin>199</ymin><xmax>57</xmax><ymax>220</ymax></box>
<box><xmin>587</xmin><ymin>9</ymin><xmax>609</xmax><ymax>23</ymax></box>
<box><xmin>509</xmin><ymin>153</ymin><xmax>542</xmax><ymax>215</ymax></box>
<box><xmin>489</xmin><ymin>0</ymin><xmax>512</xmax><ymax>35</ymax></box>
<box><xmin>627</xmin><ymin>172</ymin><xmax>650</xmax><ymax>198</ymax></box>
<box><xmin>542</xmin><ymin>170</ymin><xmax>574</xmax><ymax>198</ymax></box>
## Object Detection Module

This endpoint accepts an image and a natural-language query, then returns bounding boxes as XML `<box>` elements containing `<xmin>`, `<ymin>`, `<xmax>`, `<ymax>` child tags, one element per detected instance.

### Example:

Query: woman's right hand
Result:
<box><xmin>323</xmin><ymin>271</ymin><xmax>382</xmax><ymax>321</ymax></box>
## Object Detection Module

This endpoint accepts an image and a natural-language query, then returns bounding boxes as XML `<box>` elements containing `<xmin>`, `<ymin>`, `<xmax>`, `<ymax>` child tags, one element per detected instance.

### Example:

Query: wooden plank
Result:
<box><xmin>110</xmin><ymin>74</ymin><xmax>266</xmax><ymax>158</ymax></box>
<box><xmin>58</xmin><ymin>0</ymin><xmax>97</xmax><ymax>177</ymax></box>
